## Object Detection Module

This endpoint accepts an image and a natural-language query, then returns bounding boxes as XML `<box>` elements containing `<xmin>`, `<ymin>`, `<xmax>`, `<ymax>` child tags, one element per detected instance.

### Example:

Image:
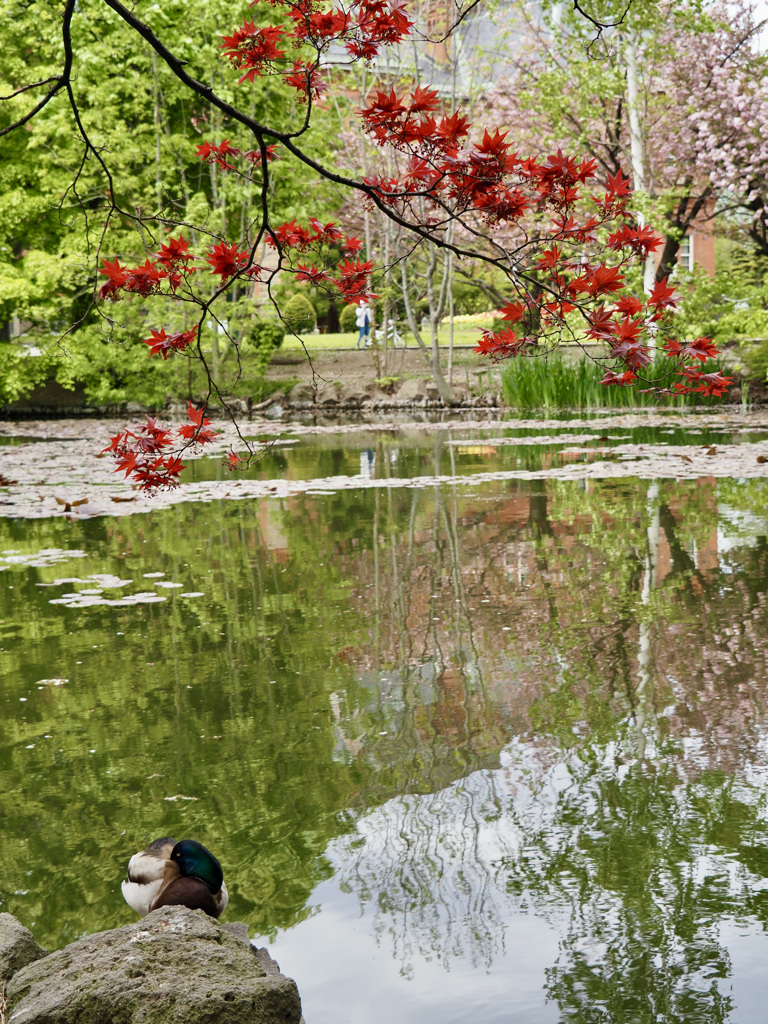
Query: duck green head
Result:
<box><xmin>171</xmin><ymin>840</ymin><xmax>224</xmax><ymax>893</ymax></box>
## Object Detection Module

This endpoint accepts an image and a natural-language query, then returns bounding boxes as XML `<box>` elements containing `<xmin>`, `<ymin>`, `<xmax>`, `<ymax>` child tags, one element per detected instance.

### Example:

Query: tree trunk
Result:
<box><xmin>401</xmin><ymin>259</ymin><xmax>458</xmax><ymax>404</ymax></box>
<box><xmin>625</xmin><ymin>36</ymin><xmax>656</xmax><ymax>298</ymax></box>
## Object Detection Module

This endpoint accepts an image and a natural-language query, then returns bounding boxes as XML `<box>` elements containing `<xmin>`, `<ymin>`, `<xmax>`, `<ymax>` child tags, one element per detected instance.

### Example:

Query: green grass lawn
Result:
<box><xmin>281</xmin><ymin>327</ymin><xmax>483</xmax><ymax>350</ymax></box>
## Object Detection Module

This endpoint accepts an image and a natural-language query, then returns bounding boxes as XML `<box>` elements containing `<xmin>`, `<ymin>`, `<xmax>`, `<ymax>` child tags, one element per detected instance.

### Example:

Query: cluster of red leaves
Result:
<box><xmin>354</xmin><ymin>81</ymin><xmax>730</xmax><ymax>396</ymax></box>
<box><xmin>99</xmin><ymin>258</ymin><xmax>167</xmax><ymax>299</ymax></box>
<box><xmin>143</xmin><ymin>327</ymin><xmax>197</xmax><ymax>360</ymax></box>
<box><xmin>266</xmin><ymin>218</ymin><xmax>373</xmax><ymax>301</ymax></box>
<box><xmin>221</xmin><ymin>22</ymin><xmax>287</xmax><ymax>84</ymax></box>
<box><xmin>269</xmin><ymin>217</ymin><xmax>344</xmax><ymax>251</ymax></box>
<box><xmin>220</xmin><ymin>0</ymin><xmax>413</xmax><ymax>92</ymax></box>
<box><xmin>218</xmin><ymin>0</ymin><xmax>411</xmax><ymax>100</ymax></box>
<box><xmin>477</xmin><ymin>273</ymin><xmax>732</xmax><ymax>397</ymax></box>
<box><xmin>102</xmin><ymin>404</ymin><xmax>218</xmax><ymax>492</ymax></box>
<box><xmin>206</xmin><ymin>241</ymin><xmax>257</xmax><ymax>281</ymax></box>
<box><xmin>99</xmin><ymin>234</ymin><xmax>263</xmax><ymax>303</ymax></box>
<box><xmin>360</xmin><ymin>85</ymin><xmax>623</xmax><ymax>227</ymax></box>
<box><xmin>96</xmin><ymin>1</ymin><xmax>735</xmax><ymax>497</ymax></box>
<box><xmin>196</xmin><ymin>139</ymin><xmax>277</xmax><ymax>170</ymax></box>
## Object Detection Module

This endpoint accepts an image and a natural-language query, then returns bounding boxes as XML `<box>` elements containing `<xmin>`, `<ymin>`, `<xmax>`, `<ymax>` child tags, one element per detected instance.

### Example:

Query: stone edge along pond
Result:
<box><xmin>1</xmin><ymin>411</ymin><xmax>768</xmax><ymax>520</ymax></box>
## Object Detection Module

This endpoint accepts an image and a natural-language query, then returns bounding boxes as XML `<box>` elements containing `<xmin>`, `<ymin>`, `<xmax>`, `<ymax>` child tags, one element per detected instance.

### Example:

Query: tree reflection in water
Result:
<box><xmin>323</xmin><ymin>450</ymin><xmax>768</xmax><ymax>1021</ymax></box>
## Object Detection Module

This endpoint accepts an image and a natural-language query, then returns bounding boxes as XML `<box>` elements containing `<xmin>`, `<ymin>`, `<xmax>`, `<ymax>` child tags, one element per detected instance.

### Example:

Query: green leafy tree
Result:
<box><xmin>0</xmin><ymin>0</ymin><xmax>335</xmax><ymax>406</ymax></box>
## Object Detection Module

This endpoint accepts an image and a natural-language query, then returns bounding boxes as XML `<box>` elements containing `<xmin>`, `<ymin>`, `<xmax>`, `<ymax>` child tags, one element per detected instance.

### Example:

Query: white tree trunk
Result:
<box><xmin>625</xmin><ymin>37</ymin><xmax>657</xmax><ymax>303</ymax></box>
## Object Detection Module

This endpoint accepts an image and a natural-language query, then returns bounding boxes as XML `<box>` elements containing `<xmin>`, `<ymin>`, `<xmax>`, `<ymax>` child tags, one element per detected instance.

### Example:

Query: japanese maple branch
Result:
<box><xmin>96</xmin><ymin>0</ymin><xmax>528</xmax><ymax>278</ymax></box>
<box><xmin>0</xmin><ymin>76</ymin><xmax>60</xmax><ymax>101</ymax></box>
<box><xmin>572</xmin><ymin>0</ymin><xmax>633</xmax><ymax>32</ymax></box>
<box><xmin>0</xmin><ymin>0</ymin><xmax>76</xmax><ymax>138</ymax></box>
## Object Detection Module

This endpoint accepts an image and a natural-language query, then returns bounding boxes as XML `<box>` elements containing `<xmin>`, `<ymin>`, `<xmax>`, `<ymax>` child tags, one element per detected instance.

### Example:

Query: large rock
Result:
<box><xmin>395</xmin><ymin>378</ymin><xmax>427</xmax><ymax>402</ymax></box>
<box><xmin>7</xmin><ymin>907</ymin><xmax>302</xmax><ymax>1024</ymax></box>
<box><xmin>0</xmin><ymin>913</ymin><xmax>47</xmax><ymax>987</ymax></box>
<box><xmin>288</xmin><ymin>382</ymin><xmax>315</xmax><ymax>404</ymax></box>
<box><xmin>317</xmin><ymin>388</ymin><xmax>340</xmax><ymax>406</ymax></box>
<box><xmin>342</xmin><ymin>388</ymin><xmax>371</xmax><ymax>406</ymax></box>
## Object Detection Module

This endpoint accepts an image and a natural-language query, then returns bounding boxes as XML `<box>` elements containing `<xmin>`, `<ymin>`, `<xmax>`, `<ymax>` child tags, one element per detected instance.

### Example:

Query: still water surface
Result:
<box><xmin>2</xmin><ymin>420</ymin><xmax>768</xmax><ymax>1023</ymax></box>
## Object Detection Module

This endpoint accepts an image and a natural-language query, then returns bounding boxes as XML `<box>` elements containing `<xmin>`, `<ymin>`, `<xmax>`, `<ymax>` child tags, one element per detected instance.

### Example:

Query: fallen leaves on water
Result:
<box><xmin>54</xmin><ymin>496</ymin><xmax>89</xmax><ymax>512</ymax></box>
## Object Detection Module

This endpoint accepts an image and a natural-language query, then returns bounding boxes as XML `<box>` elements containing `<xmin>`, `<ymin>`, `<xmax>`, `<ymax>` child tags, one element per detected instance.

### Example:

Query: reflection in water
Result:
<box><xmin>312</xmin><ymin>453</ymin><xmax>768</xmax><ymax>1021</ymax></box>
<box><xmin>2</xmin><ymin>427</ymin><xmax>768</xmax><ymax>1022</ymax></box>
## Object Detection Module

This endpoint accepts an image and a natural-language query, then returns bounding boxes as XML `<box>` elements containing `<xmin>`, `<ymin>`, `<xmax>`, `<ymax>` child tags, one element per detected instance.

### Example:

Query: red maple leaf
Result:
<box><xmin>155</xmin><ymin>235</ymin><xmax>196</xmax><ymax>271</ymax></box>
<box><xmin>123</xmin><ymin>259</ymin><xmax>164</xmax><ymax>297</ymax></box>
<box><xmin>574</xmin><ymin>264</ymin><xmax>625</xmax><ymax>298</ymax></box>
<box><xmin>143</xmin><ymin>328</ymin><xmax>197</xmax><ymax>360</ymax></box>
<box><xmin>178</xmin><ymin>402</ymin><xmax>217</xmax><ymax>443</ymax></box>
<box><xmin>205</xmin><ymin>242</ymin><xmax>251</xmax><ymax>281</ymax></box>
<box><xmin>409</xmin><ymin>85</ymin><xmax>440</xmax><ymax>113</ymax></box>
<box><xmin>296</xmin><ymin>263</ymin><xmax>330</xmax><ymax>284</ymax></box>
<box><xmin>98</xmin><ymin>258</ymin><xmax>128</xmax><ymax>300</ymax></box>
<box><xmin>677</xmin><ymin>367</ymin><xmax>733</xmax><ymax>396</ymax></box>
<box><xmin>221</xmin><ymin>22</ymin><xmax>286</xmax><ymax>84</ymax></box>
<box><xmin>498</xmin><ymin>301</ymin><xmax>527</xmax><ymax>322</ymax></box>
<box><xmin>607</xmin><ymin>224</ymin><xmax>663</xmax><ymax>256</ymax></box>
<box><xmin>196</xmin><ymin>140</ymin><xmax>241</xmax><ymax>170</ymax></box>
<box><xmin>474</xmin><ymin>328</ymin><xmax>527</xmax><ymax>361</ymax></box>
<box><xmin>604</xmin><ymin>169</ymin><xmax>632</xmax><ymax>199</ymax></box>
<box><xmin>613</xmin><ymin>296</ymin><xmax>645</xmax><ymax>316</ymax></box>
<box><xmin>537</xmin><ymin>245</ymin><xmax>562</xmax><ymax>270</ymax></box>
<box><xmin>647</xmin><ymin>277</ymin><xmax>678</xmax><ymax>313</ymax></box>
<box><xmin>600</xmin><ymin>369</ymin><xmax>637</xmax><ymax>387</ymax></box>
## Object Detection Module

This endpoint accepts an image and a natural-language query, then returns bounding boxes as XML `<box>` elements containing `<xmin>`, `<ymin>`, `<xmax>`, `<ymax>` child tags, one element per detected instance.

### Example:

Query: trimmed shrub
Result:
<box><xmin>248</xmin><ymin>319</ymin><xmax>285</xmax><ymax>350</ymax></box>
<box><xmin>283</xmin><ymin>293</ymin><xmax>317</xmax><ymax>334</ymax></box>
<box><xmin>339</xmin><ymin>303</ymin><xmax>358</xmax><ymax>333</ymax></box>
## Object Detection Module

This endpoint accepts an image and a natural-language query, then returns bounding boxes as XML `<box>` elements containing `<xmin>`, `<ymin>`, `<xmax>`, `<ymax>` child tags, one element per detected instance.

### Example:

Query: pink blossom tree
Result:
<box><xmin>484</xmin><ymin>0</ymin><xmax>768</xmax><ymax>279</ymax></box>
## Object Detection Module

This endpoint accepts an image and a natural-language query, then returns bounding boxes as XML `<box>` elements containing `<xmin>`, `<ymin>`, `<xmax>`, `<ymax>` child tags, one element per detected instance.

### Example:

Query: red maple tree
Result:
<box><xmin>3</xmin><ymin>0</ymin><xmax>732</xmax><ymax>490</ymax></box>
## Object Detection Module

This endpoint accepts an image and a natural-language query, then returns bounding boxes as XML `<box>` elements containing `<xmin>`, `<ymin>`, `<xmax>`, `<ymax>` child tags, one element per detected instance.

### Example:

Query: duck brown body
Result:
<box><xmin>121</xmin><ymin>837</ymin><xmax>228</xmax><ymax>919</ymax></box>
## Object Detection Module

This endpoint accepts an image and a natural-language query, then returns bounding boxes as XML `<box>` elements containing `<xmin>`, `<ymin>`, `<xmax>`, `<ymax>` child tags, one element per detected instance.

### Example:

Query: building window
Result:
<box><xmin>678</xmin><ymin>234</ymin><xmax>694</xmax><ymax>273</ymax></box>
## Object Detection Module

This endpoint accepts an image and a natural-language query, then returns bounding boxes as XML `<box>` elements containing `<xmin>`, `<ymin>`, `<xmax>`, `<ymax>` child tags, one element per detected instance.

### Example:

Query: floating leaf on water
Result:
<box><xmin>54</xmin><ymin>496</ymin><xmax>89</xmax><ymax>512</ymax></box>
<box><xmin>86</xmin><ymin>574</ymin><xmax>133</xmax><ymax>588</ymax></box>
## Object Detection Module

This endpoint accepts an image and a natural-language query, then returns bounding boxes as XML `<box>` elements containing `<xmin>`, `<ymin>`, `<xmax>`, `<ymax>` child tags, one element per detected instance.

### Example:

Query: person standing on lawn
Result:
<box><xmin>356</xmin><ymin>302</ymin><xmax>371</xmax><ymax>348</ymax></box>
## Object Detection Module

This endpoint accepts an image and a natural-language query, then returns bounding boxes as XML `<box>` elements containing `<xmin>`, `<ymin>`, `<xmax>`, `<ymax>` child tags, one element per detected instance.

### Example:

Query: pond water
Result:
<box><xmin>2</xmin><ymin>413</ymin><xmax>768</xmax><ymax>1023</ymax></box>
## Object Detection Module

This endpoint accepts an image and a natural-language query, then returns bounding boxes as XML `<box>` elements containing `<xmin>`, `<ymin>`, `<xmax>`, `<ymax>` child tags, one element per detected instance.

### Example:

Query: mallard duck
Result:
<box><xmin>121</xmin><ymin>837</ymin><xmax>228</xmax><ymax>919</ymax></box>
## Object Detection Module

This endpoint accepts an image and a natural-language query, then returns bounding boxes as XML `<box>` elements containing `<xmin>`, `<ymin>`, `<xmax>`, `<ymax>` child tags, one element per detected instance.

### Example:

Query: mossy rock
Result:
<box><xmin>7</xmin><ymin>906</ymin><xmax>302</xmax><ymax>1024</ymax></box>
<box><xmin>0</xmin><ymin>913</ymin><xmax>48</xmax><ymax>988</ymax></box>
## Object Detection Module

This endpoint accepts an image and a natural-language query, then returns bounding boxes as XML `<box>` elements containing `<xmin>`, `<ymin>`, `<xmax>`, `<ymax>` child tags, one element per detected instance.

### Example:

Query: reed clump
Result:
<box><xmin>500</xmin><ymin>353</ymin><xmax>725</xmax><ymax>411</ymax></box>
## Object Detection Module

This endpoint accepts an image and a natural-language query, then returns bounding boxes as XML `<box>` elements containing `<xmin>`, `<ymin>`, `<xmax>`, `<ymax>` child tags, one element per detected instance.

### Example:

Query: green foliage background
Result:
<box><xmin>0</xmin><ymin>0</ymin><xmax>335</xmax><ymax>407</ymax></box>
